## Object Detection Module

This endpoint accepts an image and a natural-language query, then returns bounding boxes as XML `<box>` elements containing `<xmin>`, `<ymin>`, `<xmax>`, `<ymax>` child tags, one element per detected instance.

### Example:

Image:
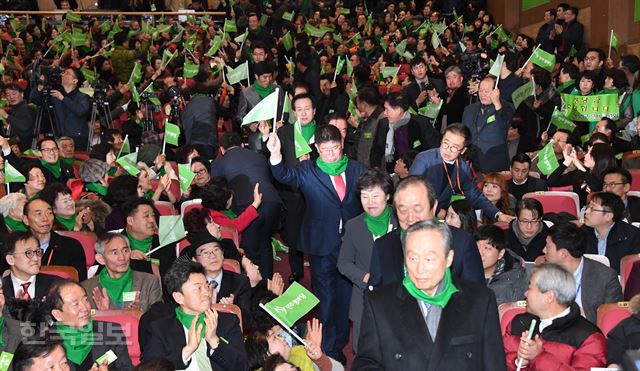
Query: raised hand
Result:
<box><xmin>267</xmin><ymin>272</ymin><xmax>285</xmax><ymax>296</ymax></box>
<box><xmin>204</xmin><ymin>308</ymin><xmax>220</xmax><ymax>349</ymax></box>
<box><xmin>183</xmin><ymin>315</ymin><xmax>203</xmax><ymax>360</ymax></box>
<box><xmin>93</xmin><ymin>287</ymin><xmax>111</xmax><ymax>310</ymax></box>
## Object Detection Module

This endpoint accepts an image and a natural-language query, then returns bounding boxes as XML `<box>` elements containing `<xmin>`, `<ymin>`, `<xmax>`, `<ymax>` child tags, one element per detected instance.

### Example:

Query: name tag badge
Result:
<box><xmin>363</xmin><ymin>132</ymin><xmax>373</xmax><ymax>140</ymax></box>
<box><xmin>0</xmin><ymin>352</ymin><xmax>13</xmax><ymax>371</ymax></box>
<box><xmin>486</xmin><ymin>115</ymin><xmax>496</xmax><ymax>124</ymax></box>
<box><xmin>96</xmin><ymin>350</ymin><xmax>118</xmax><ymax>366</ymax></box>
<box><xmin>413</xmin><ymin>139</ymin><xmax>421</xmax><ymax>148</ymax></box>
<box><xmin>122</xmin><ymin>291</ymin><xmax>137</xmax><ymax>302</ymax></box>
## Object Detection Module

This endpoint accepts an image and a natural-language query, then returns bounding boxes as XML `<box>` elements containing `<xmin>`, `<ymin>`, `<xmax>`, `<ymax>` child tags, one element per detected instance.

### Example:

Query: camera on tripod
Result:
<box><xmin>92</xmin><ymin>80</ymin><xmax>108</xmax><ymax>105</ymax></box>
<box><xmin>40</xmin><ymin>65</ymin><xmax>63</xmax><ymax>95</ymax></box>
<box><xmin>140</xmin><ymin>91</ymin><xmax>160</xmax><ymax>111</ymax></box>
<box><xmin>460</xmin><ymin>51</ymin><xmax>490</xmax><ymax>80</ymax></box>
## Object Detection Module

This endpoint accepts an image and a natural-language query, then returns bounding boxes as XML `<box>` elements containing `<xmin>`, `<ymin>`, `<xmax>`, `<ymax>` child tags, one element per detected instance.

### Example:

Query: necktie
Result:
<box><xmin>20</xmin><ymin>282</ymin><xmax>32</xmax><ymax>300</ymax></box>
<box><xmin>334</xmin><ymin>175</ymin><xmax>346</xmax><ymax>201</ymax></box>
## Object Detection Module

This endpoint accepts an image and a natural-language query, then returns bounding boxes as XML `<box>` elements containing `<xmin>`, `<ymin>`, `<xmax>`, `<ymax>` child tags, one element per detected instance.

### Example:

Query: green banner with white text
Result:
<box><xmin>561</xmin><ymin>94</ymin><xmax>620</xmax><ymax>122</ymax></box>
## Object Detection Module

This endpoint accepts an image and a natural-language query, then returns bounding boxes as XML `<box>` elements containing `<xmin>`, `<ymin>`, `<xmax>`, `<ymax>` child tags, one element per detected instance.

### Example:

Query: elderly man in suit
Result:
<box><xmin>268</xmin><ymin>124</ymin><xmax>367</xmax><ymax>363</ymax></box>
<box><xmin>543</xmin><ymin>222</ymin><xmax>622</xmax><ymax>323</ymax></box>
<box><xmin>81</xmin><ymin>232</ymin><xmax>162</xmax><ymax>312</ymax></box>
<box><xmin>353</xmin><ymin>220</ymin><xmax>506</xmax><ymax>370</ymax></box>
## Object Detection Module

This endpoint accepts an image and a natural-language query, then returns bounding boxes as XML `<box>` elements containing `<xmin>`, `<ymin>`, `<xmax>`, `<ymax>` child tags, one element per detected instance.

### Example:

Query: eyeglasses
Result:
<box><xmin>40</xmin><ymin>147</ymin><xmax>58</xmax><ymax>153</ymax></box>
<box><xmin>14</xmin><ymin>249</ymin><xmax>43</xmax><ymax>259</ymax></box>
<box><xmin>441</xmin><ymin>142</ymin><xmax>463</xmax><ymax>153</ymax></box>
<box><xmin>193</xmin><ymin>168</ymin><xmax>207</xmax><ymax>176</ymax></box>
<box><xmin>586</xmin><ymin>203</ymin><xmax>610</xmax><ymax>213</ymax></box>
<box><xmin>603</xmin><ymin>182</ymin><xmax>627</xmax><ymax>188</ymax></box>
<box><xmin>318</xmin><ymin>145</ymin><xmax>341</xmax><ymax>154</ymax></box>
<box><xmin>517</xmin><ymin>219</ymin><xmax>541</xmax><ymax>227</ymax></box>
<box><xmin>196</xmin><ymin>248</ymin><xmax>223</xmax><ymax>259</ymax></box>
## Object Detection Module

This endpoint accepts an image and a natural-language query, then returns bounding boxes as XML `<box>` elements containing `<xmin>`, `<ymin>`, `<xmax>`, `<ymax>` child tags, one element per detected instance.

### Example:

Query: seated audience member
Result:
<box><xmin>475</xmin><ymin>225</ymin><xmax>527</xmax><ymax>305</ymax></box>
<box><xmin>0</xmin><ymin>193</ymin><xmax>28</xmax><ymax>232</ymax></box>
<box><xmin>508</xmin><ymin>153</ymin><xmax>547</xmax><ymax>202</ymax></box>
<box><xmin>481</xmin><ymin>173</ymin><xmax>516</xmax><ymax>224</ymax></box>
<box><xmin>141</xmin><ymin>259</ymin><xmax>248</xmax><ymax>370</ymax></box>
<box><xmin>79</xmin><ymin>159</ymin><xmax>110</xmax><ymax>197</ymax></box>
<box><xmin>40</xmin><ymin>183</ymin><xmax>98</xmax><ymax>233</ymax></box>
<box><xmin>20</xmin><ymin>163</ymin><xmax>47</xmax><ymax>201</ymax></box>
<box><xmin>36</xmin><ymin>138</ymin><xmax>76</xmax><ymax>185</ymax></box>
<box><xmin>182</xmin><ymin>231</ymin><xmax>251</xmax><ymax>329</ymax></box>
<box><xmin>241</xmin><ymin>256</ymin><xmax>284</xmax><ymax>314</ymax></box>
<box><xmin>122</xmin><ymin>197</ymin><xmax>177</xmax><ymax>277</ymax></box>
<box><xmin>21</xmin><ymin>198</ymin><xmax>87</xmax><ymax>281</ymax></box>
<box><xmin>601</xmin><ymin>167</ymin><xmax>640</xmax><ymax>223</ymax></box>
<box><xmin>506</xmin><ymin>198</ymin><xmax>549</xmax><ymax>262</ymax></box>
<box><xmin>503</xmin><ymin>263</ymin><xmax>607</xmax><ymax>370</ymax></box>
<box><xmin>57</xmin><ymin>137</ymin><xmax>76</xmax><ymax>166</ymax></box>
<box><xmin>183</xmin><ymin>207</ymin><xmax>242</xmax><ymax>262</ymax></box>
<box><xmin>136</xmin><ymin>162</ymin><xmax>177</xmax><ymax>204</ymax></box>
<box><xmin>607</xmin><ymin>294</ymin><xmax>640</xmax><ymax>367</ymax></box>
<box><xmin>582</xmin><ymin>192</ymin><xmax>640</xmax><ymax>272</ymax></box>
<box><xmin>3</xmin><ymin>231</ymin><xmax>62</xmax><ymax>302</ymax></box>
<box><xmin>12</xmin><ymin>337</ymin><xmax>71</xmax><ymax>371</ymax></box>
<box><xmin>81</xmin><ymin>232</ymin><xmax>161</xmax><ymax>312</ymax></box>
<box><xmin>45</xmin><ymin>280</ymin><xmax>133</xmax><ymax>371</ymax></box>
<box><xmin>103</xmin><ymin>175</ymin><xmax>139</xmax><ymax>231</ymax></box>
<box><xmin>445</xmin><ymin>198</ymin><xmax>478</xmax><ymax>235</ymax></box>
<box><xmin>543</xmin><ymin>222</ymin><xmax>622</xmax><ymax>323</ymax></box>
<box><xmin>180</xmin><ymin>156</ymin><xmax>211</xmax><ymax>202</ymax></box>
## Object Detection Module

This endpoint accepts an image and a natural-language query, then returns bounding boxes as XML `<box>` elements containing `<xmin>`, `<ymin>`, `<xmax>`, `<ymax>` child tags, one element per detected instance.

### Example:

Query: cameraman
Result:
<box><xmin>30</xmin><ymin>67</ymin><xmax>91</xmax><ymax>149</ymax></box>
<box><xmin>0</xmin><ymin>83</ymin><xmax>35</xmax><ymax>151</ymax></box>
<box><xmin>402</xmin><ymin>57</ymin><xmax>446</xmax><ymax>112</ymax></box>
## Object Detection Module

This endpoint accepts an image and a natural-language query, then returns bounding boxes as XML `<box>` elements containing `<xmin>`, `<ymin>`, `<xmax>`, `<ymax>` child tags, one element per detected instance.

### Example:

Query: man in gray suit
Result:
<box><xmin>543</xmin><ymin>222</ymin><xmax>622</xmax><ymax>323</ymax></box>
<box><xmin>82</xmin><ymin>232</ymin><xmax>162</xmax><ymax>312</ymax></box>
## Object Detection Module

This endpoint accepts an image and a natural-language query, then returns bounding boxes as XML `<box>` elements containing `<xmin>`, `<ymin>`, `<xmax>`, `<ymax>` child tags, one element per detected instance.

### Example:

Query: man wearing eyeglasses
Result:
<box><xmin>37</xmin><ymin>138</ymin><xmax>76</xmax><ymax>185</ymax></box>
<box><xmin>601</xmin><ymin>167</ymin><xmax>640</xmax><ymax>223</ymax></box>
<box><xmin>2</xmin><ymin>230</ymin><xmax>62</xmax><ymax>302</ymax></box>
<box><xmin>410</xmin><ymin>124</ymin><xmax>514</xmax><ymax>223</ymax></box>
<box><xmin>582</xmin><ymin>192</ymin><xmax>640</xmax><ymax>273</ymax></box>
<box><xmin>507</xmin><ymin>198</ymin><xmax>549</xmax><ymax>262</ymax></box>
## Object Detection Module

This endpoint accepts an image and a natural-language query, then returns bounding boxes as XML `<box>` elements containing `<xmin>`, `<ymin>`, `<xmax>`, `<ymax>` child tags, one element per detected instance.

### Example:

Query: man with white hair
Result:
<box><xmin>503</xmin><ymin>263</ymin><xmax>607</xmax><ymax>369</ymax></box>
<box><xmin>0</xmin><ymin>193</ymin><xmax>28</xmax><ymax>231</ymax></box>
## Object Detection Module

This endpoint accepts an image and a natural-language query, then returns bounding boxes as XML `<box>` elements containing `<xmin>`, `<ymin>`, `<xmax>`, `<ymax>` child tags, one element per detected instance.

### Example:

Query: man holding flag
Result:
<box><xmin>238</xmin><ymin>62</ymin><xmax>280</xmax><ymax>119</ymax></box>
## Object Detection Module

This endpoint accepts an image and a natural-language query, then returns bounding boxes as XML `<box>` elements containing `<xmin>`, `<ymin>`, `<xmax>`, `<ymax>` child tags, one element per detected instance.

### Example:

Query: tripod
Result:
<box><xmin>32</xmin><ymin>91</ymin><xmax>59</xmax><ymax>148</ymax></box>
<box><xmin>87</xmin><ymin>98</ymin><xmax>114</xmax><ymax>152</ymax></box>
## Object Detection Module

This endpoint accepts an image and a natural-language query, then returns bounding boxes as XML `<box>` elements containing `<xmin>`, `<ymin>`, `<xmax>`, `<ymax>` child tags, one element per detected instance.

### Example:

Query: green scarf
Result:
<box><xmin>221</xmin><ymin>209</ymin><xmax>238</xmax><ymax>219</ymax></box>
<box><xmin>254</xmin><ymin>82</ymin><xmax>273</xmax><ymax>99</ymax></box>
<box><xmin>175</xmin><ymin>306</ymin><xmax>206</xmax><ymax>337</ymax></box>
<box><xmin>127</xmin><ymin>232</ymin><xmax>153</xmax><ymax>253</ymax></box>
<box><xmin>61</xmin><ymin>157</ymin><xmax>76</xmax><ymax>166</ymax></box>
<box><xmin>56</xmin><ymin>215</ymin><xmax>77</xmax><ymax>231</ymax></box>
<box><xmin>300</xmin><ymin>120</ymin><xmax>316</xmax><ymax>143</ymax></box>
<box><xmin>56</xmin><ymin>319</ymin><xmax>94</xmax><ymax>365</ymax></box>
<box><xmin>144</xmin><ymin>190</ymin><xmax>154</xmax><ymax>199</ymax></box>
<box><xmin>86</xmin><ymin>182</ymin><xmax>108</xmax><ymax>196</ymax></box>
<box><xmin>402</xmin><ymin>268</ymin><xmax>458</xmax><ymax>308</ymax></box>
<box><xmin>316</xmin><ymin>155</ymin><xmax>348</xmax><ymax>176</ymax></box>
<box><xmin>556</xmin><ymin>79</ymin><xmax>575</xmax><ymax>93</ymax></box>
<box><xmin>363</xmin><ymin>206</ymin><xmax>391</xmax><ymax>237</ymax></box>
<box><xmin>4</xmin><ymin>216</ymin><xmax>27</xmax><ymax>232</ymax></box>
<box><xmin>40</xmin><ymin>159</ymin><xmax>61</xmax><ymax>179</ymax></box>
<box><xmin>0</xmin><ymin>317</ymin><xmax>5</xmax><ymax>347</ymax></box>
<box><xmin>99</xmin><ymin>267</ymin><xmax>133</xmax><ymax>304</ymax></box>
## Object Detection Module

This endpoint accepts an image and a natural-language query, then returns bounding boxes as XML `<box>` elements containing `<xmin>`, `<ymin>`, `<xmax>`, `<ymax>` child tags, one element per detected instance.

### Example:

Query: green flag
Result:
<box><xmin>380</xmin><ymin>66</ymin><xmax>400</xmax><ymax>79</ymax></box>
<box><xmin>164</xmin><ymin>122</ymin><xmax>181</xmax><ymax>146</ymax></box>
<box><xmin>200</xmin><ymin>14</ymin><xmax>210</xmax><ymax>30</ymax></box>
<box><xmin>489</xmin><ymin>53</ymin><xmax>504</xmax><ymax>77</ymax></box>
<box><xmin>333</xmin><ymin>33</ymin><xmax>343</xmax><ymax>44</ymax></box>
<box><xmin>129</xmin><ymin>81</ymin><xmax>140</xmax><ymax>103</ymax></box>
<box><xmin>347</xmin><ymin>32</ymin><xmax>361</xmax><ymax>46</ymax></box>
<box><xmin>205</xmin><ymin>36</ymin><xmax>222</xmax><ymax>57</ymax></box>
<box><xmin>234</xmin><ymin>30</ymin><xmax>249</xmax><ymax>44</ymax></box>
<box><xmin>418</xmin><ymin>101</ymin><xmax>443</xmax><ymax>119</ymax></box>
<box><xmin>346</xmin><ymin>58</ymin><xmax>353</xmax><ymax>77</ymax></box>
<box><xmin>129</xmin><ymin>62</ymin><xmax>142</xmax><ymax>83</ymax></box>
<box><xmin>304</xmin><ymin>23</ymin><xmax>328</xmax><ymax>38</ymax></box>
<box><xmin>178</xmin><ymin>163</ymin><xmax>196</xmax><ymax>192</ymax></box>
<box><xmin>71</xmin><ymin>28</ymin><xmax>87</xmax><ymax>47</ymax></box>
<box><xmin>226</xmin><ymin>61</ymin><xmax>250</xmax><ymax>85</ymax></box>
<box><xmin>183</xmin><ymin>62</ymin><xmax>199</xmax><ymax>78</ymax></box>
<box><xmin>282</xmin><ymin>11</ymin><xmax>294</xmax><ymax>22</ymax></box>
<box><xmin>158</xmin><ymin>215</ymin><xmax>186</xmax><ymax>248</ymax></box>
<box><xmin>260</xmin><ymin>14</ymin><xmax>269</xmax><ymax>27</ymax></box>
<box><xmin>281</xmin><ymin>32</ymin><xmax>294</xmax><ymax>51</ymax></box>
<box><xmin>431</xmin><ymin>32</ymin><xmax>440</xmax><ymax>50</ymax></box>
<box><xmin>119</xmin><ymin>135</ymin><xmax>131</xmax><ymax>156</ymax></box>
<box><xmin>511</xmin><ymin>80</ymin><xmax>535</xmax><ymax>109</ymax></box>
<box><xmin>241</xmin><ymin>90</ymin><xmax>279</xmax><ymax>126</ymax></box>
<box><xmin>116</xmin><ymin>152</ymin><xmax>140</xmax><ymax>176</ymax></box>
<box><xmin>536</xmin><ymin>141</ymin><xmax>559</xmax><ymax>176</ymax></box>
<box><xmin>293</xmin><ymin>120</ymin><xmax>312</xmax><ymax>158</ymax></box>
<box><xmin>224</xmin><ymin>19</ymin><xmax>237</xmax><ymax>33</ymax></box>
<box><xmin>4</xmin><ymin>161</ymin><xmax>25</xmax><ymax>183</ymax></box>
<box><xmin>529</xmin><ymin>47</ymin><xmax>556</xmax><ymax>72</ymax></box>
<box><xmin>66</xmin><ymin>11</ymin><xmax>81</xmax><ymax>23</ymax></box>
<box><xmin>610</xmin><ymin>30</ymin><xmax>619</xmax><ymax>51</ymax></box>
<box><xmin>396</xmin><ymin>39</ymin><xmax>407</xmax><ymax>56</ymax></box>
<box><xmin>80</xmin><ymin>67</ymin><xmax>95</xmax><ymax>84</ymax></box>
<box><xmin>100</xmin><ymin>20</ymin><xmax>112</xmax><ymax>35</ymax></box>
<box><xmin>340</xmin><ymin>7</ymin><xmax>350</xmax><ymax>14</ymax></box>
<box><xmin>161</xmin><ymin>49</ymin><xmax>175</xmax><ymax>66</ymax></box>
<box><xmin>494</xmin><ymin>25</ymin><xmax>510</xmax><ymax>42</ymax></box>
<box><xmin>171</xmin><ymin>30</ymin><xmax>184</xmax><ymax>43</ymax></box>
<box><xmin>262</xmin><ymin>282</ymin><xmax>320</xmax><ymax>327</ymax></box>
<box><xmin>431</xmin><ymin>22</ymin><xmax>447</xmax><ymax>35</ymax></box>
<box><xmin>458</xmin><ymin>41</ymin><xmax>467</xmax><ymax>52</ymax></box>
<box><xmin>348</xmin><ymin>97</ymin><xmax>359</xmax><ymax>120</ymax></box>
<box><xmin>549</xmin><ymin>107</ymin><xmax>576</xmax><ymax>133</ymax></box>
<box><xmin>334</xmin><ymin>56</ymin><xmax>345</xmax><ymax>78</ymax></box>
<box><xmin>561</xmin><ymin>93</ymin><xmax>620</xmax><ymax>121</ymax></box>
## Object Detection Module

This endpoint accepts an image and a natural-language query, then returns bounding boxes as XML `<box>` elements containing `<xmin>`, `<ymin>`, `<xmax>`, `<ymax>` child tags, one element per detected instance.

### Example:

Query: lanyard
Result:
<box><xmin>442</xmin><ymin>159</ymin><xmax>464</xmax><ymax>196</ymax></box>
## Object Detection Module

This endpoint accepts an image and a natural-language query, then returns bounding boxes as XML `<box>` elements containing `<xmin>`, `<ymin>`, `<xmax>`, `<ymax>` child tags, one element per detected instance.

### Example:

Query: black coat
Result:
<box><xmin>626</xmin><ymin>196</ymin><xmax>640</xmax><ymax>223</ymax></box>
<box><xmin>6</xmin><ymin>101</ymin><xmax>36</xmax><ymax>151</ymax></box>
<box><xmin>217</xmin><ymin>270</ymin><xmax>252</xmax><ymax>330</ymax></box>
<box><xmin>507</xmin><ymin>177</ymin><xmax>548</xmax><ymax>202</ymax></box>
<box><xmin>506</xmin><ymin>221</ymin><xmax>549</xmax><ymax>262</ymax></box>
<box><xmin>583</xmin><ymin>222</ymin><xmax>640</xmax><ymax>273</ymax></box>
<box><xmin>180</xmin><ymin>95</ymin><xmax>219</xmax><ymax>157</ymax></box>
<box><xmin>607</xmin><ymin>314</ymin><xmax>640</xmax><ymax>365</ymax></box>
<box><xmin>403</xmin><ymin>77</ymin><xmax>447</xmax><ymax>111</ymax></box>
<box><xmin>44</xmin><ymin>232</ymin><xmax>88</xmax><ymax>281</ymax></box>
<box><xmin>41</xmin><ymin>160</ymin><xmax>76</xmax><ymax>185</ymax></box>
<box><xmin>2</xmin><ymin>273</ymin><xmax>61</xmax><ymax>303</ymax></box>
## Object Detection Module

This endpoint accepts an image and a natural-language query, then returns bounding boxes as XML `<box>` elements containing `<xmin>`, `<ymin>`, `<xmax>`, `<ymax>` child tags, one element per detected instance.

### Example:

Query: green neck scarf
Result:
<box><xmin>56</xmin><ymin>319</ymin><xmax>94</xmax><ymax>365</ymax></box>
<box><xmin>61</xmin><ymin>157</ymin><xmax>76</xmax><ymax>166</ymax></box>
<box><xmin>56</xmin><ymin>215</ymin><xmax>76</xmax><ymax>231</ymax></box>
<box><xmin>363</xmin><ymin>206</ymin><xmax>391</xmax><ymax>237</ymax></box>
<box><xmin>175</xmin><ymin>306</ymin><xmax>206</xmax><ymax>337</ymax></box>
<box><xmin>40</xmin><ymin>159</ymin><xmax>61</xmax><ymax>179</ymax></box>
<box><xmin>316</xmin><ymin>155</ymin><xmax>348</xmax><ymax>176</ymax></box>
<box><xmin>221</xmin><ymin>209</ymin><xmax>238</xmax><ymax>219</ymax></box>
<box><xmin>255</xmin><ymin>82</ymin><xmax>273</xmax><ymax>99</ymax></box>
<box><xmin>0</xmin><ymin>317</ymin><xmax>5</xmax><ymax>347</ymax></box>
<box><xmin>127</xmin><ymin>231</ymin><xmax>153</xmax><ymax>253</ymax></box>
<box><xmin>99</xmin><ymin>267</ymin><xmax>133</xmax><ymax>304</ymax></box>
<box><xmin>86</xmin><ymin>182</ymin><xmax>108</xmax><ymax>196</ymax></box>
<box><xmin>144</xmin><ymin>190</ymin><xmax>154</xmax><ymax>199</ymax></box>
<box><xmin>600</xmin><ymin>88</ymin><xmax>618</xmax><ymax>94</ymax></box>
<box><xmin>557</xmin><ymin>79</ymin><xmax>575</xmax><ymax>92</ymax></box>
<box><xmin>300</xmin><ymin>120</ymin><xmax>316</xmax><ymax>143</ymax></box>
<box><xmin>402</xmin><ymin>268</ymin><xmax>458</xmax><ymax>308</ymax></box>
<box><xmin>4</xmin><ymin>216</ymin><xmax>28</xmax><ymax>232</ymax></box>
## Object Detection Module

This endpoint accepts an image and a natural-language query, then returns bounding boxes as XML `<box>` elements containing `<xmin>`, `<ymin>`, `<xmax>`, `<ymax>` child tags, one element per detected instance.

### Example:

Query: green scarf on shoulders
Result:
<box><xmin>402</xmin><ymin>268</ymin><xmax>458</xmax><ymax>308</ymax></box>
<box><xmin>4</xmin><ymin>217</ymin><xmax>27</xmax><ymax>232</ymax></box>
<box><xmin>99</xmin><ymin>267</ymin><xmax>133</xmax><ymax>304</ymax></box>
<box><xmin>127</xmin><ymin>232</ymin><xmax>153</xmax><ymax>253</ymax></box>
<box><xmin>221</xmin><ymin>209</ymin><xmax>238</xmax><ymax>219</ymax></box>
<box><xmin>61</xmin><ymin>157</ymin><xmax>76</xmax><ymax>166</ymax></box>
<box><xmin>556</xmin><ymin>79</ymin><xmax>575</xmax><ymax>93</ymax></box>
<box><xmin>300</xmin><ymin>120</ymin><xmax>316</xmax><ymax>143</ymax></box>
<box><xmin>175</xmin><ymin>306</ymin><xmax>206</xmax><ymax>337</ymax></box>
<box><xmin>56</xmin><ymin>319</ymin><xmax>94</xmax><ymax>365</ymax></box>
<box><xmin>86</xmin><ymin>182</ymin><xmax>108</xmax><ymax>196</ymax></box>
<box><xmin>316</xmin><ymin>155</ymin><xmax>348</xmax><ymax>176</ymax></box>
<box><xmin>40</xmin><ymin>159</ymin><xmax>61</xmax><ymax>179</ymax></box>
<box><xmin>363</xmin><ymin>206</ymin><xmax>391</xmax><ymax>237</ymax></box>
<box><xmin>254</xmin><ymin>82</ymin><xmax>274</xmax><ymax>99</ymax></box>
<box><xmin>56</xmin><ymin>215</ymin><xmax>77</xmax><ymax>231</ymax></box>
<box><xmin>0</xmin><ymin>317</ymin><xmax>5</xmax><ymax>347</ymax></box>
<box><xmin>144</xmin><ymin>190</ymin><xmax>155</xmax><ymax>199</ymax></box>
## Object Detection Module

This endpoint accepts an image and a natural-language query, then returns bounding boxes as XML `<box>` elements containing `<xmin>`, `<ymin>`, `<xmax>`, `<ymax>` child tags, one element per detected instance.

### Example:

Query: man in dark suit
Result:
<box><xmin>402</xmin><ymin>57</ymin><xmax>446</xmax><ymax>112</ymax></box>
<box><xmin>602</xmin><ymin>167</ymin><xmax>640</xmax><ymax>223</ymax></box>
<box><xmin>434</xmin><ymin>65</ymin><xmax>470</xmax><ymax>129</ymax></box>
<box><xmin>582</xmin><ymin>192</ymin><xmax>640</xmax><ymax>273</ymax></box>
<box><xmin>353</xmin><ymin>220</ymin><xmax>506</xmax><ymax>370</ymax></box>
<box><xmin>268</xmin><ymin>124</ymin><xmax>367</xmax><ymax>363</ymax></box>
<box><xmin>212</xmin><ymin>132</ymin><xmax>282</xmax><ymax>279</ymax></box>
<box><xmin>21</xmin><ymin>198</ymin><xmax>87</xmax><ymax>281</ymax></box>
<box><xmin>2</xmin><ymin>231</ymin><xmax>61</xmax><ymax>302</ymax></box>
<box><xmin>368</xmin><ymin>176</ymin><xmax>484</xmax><ymax>288</ymax></box>
<box><xmin>543</xmin><ymin>222</ymin><xmax>622</xmax><ymax>323</ymax></box>
<box><xmin>508</xmin><ymin>153</ymin><xmax>547</xmax><ymax>202</ymax></box>
<box><xmin>461</xmin><ymin>76</ymin><xmax>515</xmax><ymax>173</ymax></box>
<box><xmin>141</xmin><ymin>259</ymin><xmax>248</xmax><ymax>371</ymax></box>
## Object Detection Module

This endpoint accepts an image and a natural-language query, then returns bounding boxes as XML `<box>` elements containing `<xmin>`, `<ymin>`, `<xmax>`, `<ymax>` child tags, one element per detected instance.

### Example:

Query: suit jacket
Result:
<box><xmin>141</xmin><ymin>305</ymin><xmax>248</xmax><ymax>371</ymax></box>
<box><xmin>270</xmin><ymin>158</ymin><xmax>367</xmax><ymax>257</ymax></box>
<box><xmin>70</xmin><ymin>320</ymin><xmax>133</xmax><ymax>371</ymax></box>
<box><xmin>368</xmin><ymin>227</ymin><xmax>485</xmax><ymax>288</ymax></box>
<box><xmin>2</xmin><ymin>273</ymin><xmax>61</xmax><ymax>302</ymax></box>
<box><xmin>409</xmin><ymin>148</ymin><xmax>500</xmax><ymax>219</ymax></box>
<box><xmin>81</xmin><ymin>270</ymin><xmax>162</xmax><ymax>312</ymax></box>
<box><xmin>580</xmin><ymin>257</ymin><xmax>622</xmax><ymax>323</ymax></box>
<box><xmin>44</xmin><ymin>232</ymin><xmax>88</xmax><ymax>281</ymax></box>
<box><xmin>0</xmin><ymin>318</ymin><xmax>23</xmax><ymax>371</ymax></box>
<box><xmin>462</xmin><ymin>99</ymin><xmax>515</xmax><ymax>173</ymax></box>
<box><xmin>582</xmin><ymin>222</ymin><xmax>640</xmax><ymax>272</ymax></box>
<box><xmin>352</xmin><ymin>279</ymin><xmax>506</xmax><ymax>371</ymax></box>
<box><xmin>40</xmin><ymin>160</ymin><xmax>76</xmax><ymax>185</ymax></box>
<box><xmin>626</xmin><ymin>196</ymin><xmax>640</xmax><ymax>223</ymax></box>
<box><xmin>217</xmin><ymin>270</ymin><xmax>251</xmax><ymax>329</ymax></box>
<box><xmin>403</xmin><ymin>77</ymin><xmax>447</xmax><ymax>111</ymax></box>
<box><xmin>507</xmin><ymin>176</ymin><xmax>547</xmax><ymax>202</ymax></box>
<box><xmin>123</xmin><ymin>232</ymin><xmax>177</xmax><ymax>278</ymax></box>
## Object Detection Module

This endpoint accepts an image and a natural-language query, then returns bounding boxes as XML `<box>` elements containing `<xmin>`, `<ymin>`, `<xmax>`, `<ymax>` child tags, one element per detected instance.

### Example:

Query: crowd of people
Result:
<box><xmin>1</xmin><ymin>0</ymin><xmax>640</xmax><ymax>369</ymax></box>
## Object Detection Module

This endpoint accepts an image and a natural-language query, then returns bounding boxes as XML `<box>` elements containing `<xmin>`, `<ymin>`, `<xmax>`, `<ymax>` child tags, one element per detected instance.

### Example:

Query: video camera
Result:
<box><xmin>93</xmin><ymin>80</ymin><xmax>108</xmax><ymax>104</ymax></box>
<box><xmin>39</xmin><ymin>65</ymin><xmax>63</xmax><ymax>94</ymax></box>
<box><xmin>460</xmin><ymin>51</ymin><xmax>490</xmax><ymax>80</ymax></box>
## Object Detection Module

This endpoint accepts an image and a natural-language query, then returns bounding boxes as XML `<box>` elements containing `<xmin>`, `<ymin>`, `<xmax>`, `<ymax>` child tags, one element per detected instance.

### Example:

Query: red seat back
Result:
<box><xmin>523</xmin><ymin>191</ymin><xmax>580</xmax><ymax>218</ymax></box>
<box><xmin>498</xmin><ymin>301</ymin><xmax>527</xmax><ymax>336</ymax></box>
<box><xmin>621</xmin><ymin>254</ymin><xmax>640</xmax><ymax>291</ymax></box>
<box><xmin>93</xmin><ymin>309</ymin><xmax>143</xmax><ymax>365</ymax></box>
<box><xmin>597</xmin><ymin>302</ymin><xmax>632</xmax><ymax>337</ymax></box>
<box><xmin>56</xmin><ymin>231</ymin><xmax>97</xmax><ymax>268</ymax></box>
<box><xmin>631</xmin><ymin>170</ymin><xmax>640</xmax><ymax>191</ymax></box>
<box><xmin>154</xmin><ymin>201</ymin><xmax>177</xmax><ymax>216</ymax></box>
<box><xmin>41</xmin><ymin>265</ymin><xmax>79</xmax><ymax>282</ymax></box>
